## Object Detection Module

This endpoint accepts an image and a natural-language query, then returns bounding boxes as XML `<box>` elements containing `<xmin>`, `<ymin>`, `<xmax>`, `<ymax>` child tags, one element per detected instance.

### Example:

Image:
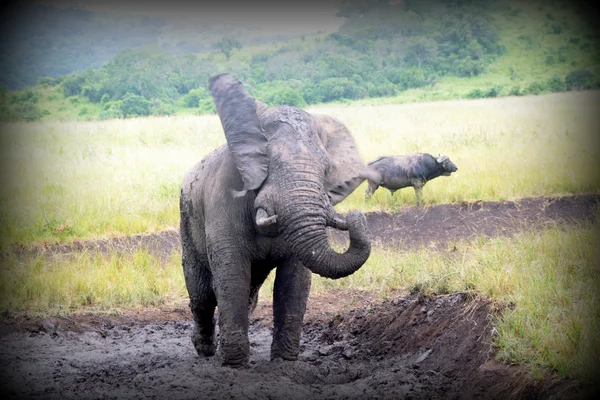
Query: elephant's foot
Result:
<box><xmin>192</xmin><ymin>334</ymin><xmax>215</xmax><ymax>357</ymax></box>
<box><xmin>219</xmin><ymin>330</ymin><xmax>250</xmax><ymax>367</ymax></box>
<box><xmin>270</xmin><ymin>351</ymin><xmax>299</xmax><ymax>362</ymax></box>
<box><xmin>270</xmin><ymin>339</ymin><xmax>300</xmax><ymax>362</ymax></box>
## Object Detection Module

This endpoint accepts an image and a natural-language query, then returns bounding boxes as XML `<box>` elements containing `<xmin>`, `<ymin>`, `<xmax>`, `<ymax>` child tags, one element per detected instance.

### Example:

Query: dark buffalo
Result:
<box><xmin>366</xmin><ymin>153</ymin><xmax>458</xmax><ymax>204</ymax></box>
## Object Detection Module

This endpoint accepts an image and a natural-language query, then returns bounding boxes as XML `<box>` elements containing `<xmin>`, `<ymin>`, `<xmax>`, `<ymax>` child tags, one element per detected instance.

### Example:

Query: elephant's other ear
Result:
<box><xmin>315</xmin><ymin>114</ymin><xmax>381</xmax><ymax>205</ymax></box>
<box><xmin>209</xmin><ymin>73</ymin><xmax>269</xmax><ymax>193</ymax></box>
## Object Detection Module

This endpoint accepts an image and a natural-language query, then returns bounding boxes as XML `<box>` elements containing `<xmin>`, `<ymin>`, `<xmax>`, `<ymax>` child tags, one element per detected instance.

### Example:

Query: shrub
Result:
<box><xmin>81</xmin><ymin>84</ymin><xmax>109</xmax><ymax>103</ymax></box>
<box><xmin>466</xmin><ymin>88</ymin><xmax>485</xmax><ymax>99</ymax></box>
<box><xmin>100</xmin><ymin>101</ymin><xmax>124</xmax><ymax>120</ymax></box>
<box><xmin>184</xmin><ymin>88</ymin><xmax>208</xmax><ymax>108</ymax></box>
<box><xmin>198</xmin><ymin>98</ymin><xmax>216</xmax><ymax>115</ymax></box>
<box><xmin>524</xmin><ymin>81</ymin><xmax>546</xmax><ymax>95</ymax></box>
<box><xmin>484</xmin><ymin>86</ymin><xmax>503</xmax><ymax>98</ymax></box>
<box><xmin>547</xmin><ymin>75</ymin><xmax>564</xmax><ymax>92</ymax></box>
<box><xmin>120</xmin><ymin>93</ymin><xmax>149</xmax><ymax>117</ymax></box>
<box><xmin>149</xmin><ymin>99</ymin><xmax>175</xmax><ymax>116</ymax></box>
<box><xmin>11</xmin><ymin>90</ymin><xmax>38</xmax><ymax>104</ymax></box>
<box><xmin>262</xmin><ymin>86</ymin><xmax>306</xmax><ymax>107</ymax></box>
<box><xmin>13</xmin><ymin>103</ymin><xmax>46</xmax><ymax>122</ymax></box>
<box><xmin>509</xmin><ymin>86</ymin><xmax>522</xmax><ymax>96</ymax></box>
<box><xmin>61</xmin><ymin>74</ymin><xmax>86</xmax><ymax>97</ymax></box>
<box><xmin>565</xmin><ymin>69</ymin><xmax>594</xmax><ymax>90</ymax></box>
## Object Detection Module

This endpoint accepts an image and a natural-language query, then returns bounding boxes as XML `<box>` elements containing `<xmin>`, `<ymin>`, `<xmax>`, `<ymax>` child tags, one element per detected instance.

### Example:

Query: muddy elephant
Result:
<box><xmin>180</xmin><ymin>74</ymin><xmax>378</xmax><ymax>367</ymax></box>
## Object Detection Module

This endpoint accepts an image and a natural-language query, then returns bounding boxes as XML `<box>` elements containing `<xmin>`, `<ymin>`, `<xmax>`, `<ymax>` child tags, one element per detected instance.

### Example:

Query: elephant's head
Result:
<box><xmin>209</xmin><ymin>73</ymin><xmax>378</xmax><ymax>279</ymax></box>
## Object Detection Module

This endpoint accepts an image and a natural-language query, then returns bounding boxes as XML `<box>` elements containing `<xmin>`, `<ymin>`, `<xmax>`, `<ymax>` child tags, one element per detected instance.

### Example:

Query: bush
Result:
<box><xmin>483</xmin><ymin>86</ymin><xmax>503</xmax><ymax>98</ymax></box>
<box><xmin>11</xmin><ymin>90</ymin><xmax>38</xmax><ymax>104</ymax></box>
<box><xmin>100</xmin><ymin>101</ymin><xmax>124</xmax><ymax>120</ymax></box>
<box><xmin>120</xmin><ymin>93</ymin><xmax>149</xmax><ymax>117</ymax></box>
<box><xmin>198</xmin><ymin>98</ymin><xmax>216</xmax><ymax>115</ymax></box>
<box><xmin>565</xmin><ymin>69</ymin><xmax>594</xmax><ymax>90</ymax></box>
<box><xmin>184</xmin><ymin>88</ymin><xmax>208</xmax><ymax>108</ymax></box>
<box><xmin>149</xmin><ymin>99</ymin><xmax>175</xmax><ymax>116</ymax></box>
<box><xmin>466</xmin><ymin>88</ymin><xmax>485</xmax><ymax>99</ymax></box>
<box><xmin>82</xmin><ymin>84</ymin><xmax>110</xmax><ymax>103</ymax></box>
<box><xmin>61</xmin><ymin>74</ymin><xmax>87</xmax><ymax>97</ymax></box>
<box><xmin>13</xmin><ymin>103</ymin><xmax>47</xmax><ymax>122</ymax></box>
<box><xmin>547</xmin><ymin>75</ymin><xmax>564</xmax><ymax>92</ymax></box>
<box><xmin>262</xmin><ymin>86</ymin><xmax>306</xmax><ymax>107</ymax></box>
<box><xmin>524</xmin><ymin>81</ymin><xmax>546</xmax><ymax>95</ymax></box>
<box><xmin>386</xmin><ymin>68</ymin><xmax>428</xmax><ymax>90</ymax></box>
<box><xmin>509</xmin><ymin>86</ymin><xmax>522</xmax><ymax>96</ymax></box>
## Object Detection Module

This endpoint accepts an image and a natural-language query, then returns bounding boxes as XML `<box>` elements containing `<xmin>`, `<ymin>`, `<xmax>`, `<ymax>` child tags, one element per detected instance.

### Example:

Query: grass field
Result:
<box><xmin>1</xmin><ymin>91</ymin><xmax>599</xmax><ymax>247</ymax></box>
<box><xmin>1</xmin><ymin>91</ymin><xmax>599</xmax><ymax>383</ymax></box>
<box><xmin>1</xmin><ymin>219</ymin><xmax>598</xmax><ymax>382</ymax></box>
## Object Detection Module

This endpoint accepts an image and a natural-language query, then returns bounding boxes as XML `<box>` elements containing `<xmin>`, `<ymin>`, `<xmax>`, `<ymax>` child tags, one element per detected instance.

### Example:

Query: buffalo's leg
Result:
<box><xmin>413</xmin><ymin>184</ymin><xmax>424</xmax><ymax>205</ymax></box>
<box><xmin>271</xmin><ymin>258</ymin><xmax>311</xmax><ymax>361</ymax></box>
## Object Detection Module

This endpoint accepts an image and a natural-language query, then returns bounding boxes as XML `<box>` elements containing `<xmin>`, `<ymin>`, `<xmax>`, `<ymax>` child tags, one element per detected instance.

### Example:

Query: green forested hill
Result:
<box><xmin>0</xmin><ymin>2</ymin><xmax>314</xmax><ymax>90</ymax></box>
<box><xmin>1</xmin><ymin>0</ymin><xmax>599</xmax><ymax>122</ymax></box>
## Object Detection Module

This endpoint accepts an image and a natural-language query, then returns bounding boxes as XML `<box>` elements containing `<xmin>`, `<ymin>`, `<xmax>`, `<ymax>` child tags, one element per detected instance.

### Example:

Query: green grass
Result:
<box><xmin>1</xmin><ymin>91</ymin><xmax>599</xmax><ymax>247</ymax></box>
<box><xmin>1</xmin><ymin>218</ymin><xmax>597</xmax><ymax>383</ymax></box>
<box><xmin>0</xmin><ymin>249</ymin><xmax>187</xmax><ymax>317</ymax></box>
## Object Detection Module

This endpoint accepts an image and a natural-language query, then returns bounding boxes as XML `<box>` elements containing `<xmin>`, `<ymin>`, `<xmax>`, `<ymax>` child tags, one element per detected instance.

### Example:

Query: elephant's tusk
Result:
<box><xmin>256</xmin><ymin>208</ymin><xmax>278</xmax><ymax>227</ymax></box>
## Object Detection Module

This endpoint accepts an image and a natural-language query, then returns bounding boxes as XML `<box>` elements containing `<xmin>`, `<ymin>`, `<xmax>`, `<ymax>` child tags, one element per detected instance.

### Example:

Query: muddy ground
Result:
<box><xmin>1</xmin><ymin>194</ymin><xmax>599</xmax><ymax>399</ymax></box>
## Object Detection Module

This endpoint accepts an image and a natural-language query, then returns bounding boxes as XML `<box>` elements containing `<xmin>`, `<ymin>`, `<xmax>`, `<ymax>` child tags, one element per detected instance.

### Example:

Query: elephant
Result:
<box><xmin>180</xmin><ymin>73</ymin><xmax>378</xmax><ymax>367</ymax></box>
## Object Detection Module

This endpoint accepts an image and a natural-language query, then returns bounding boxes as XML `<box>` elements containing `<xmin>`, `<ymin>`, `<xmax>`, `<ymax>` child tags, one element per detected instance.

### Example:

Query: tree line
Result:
<box><xmin>1</xmin><ymin>0</ymin><xmax>598</xmax><ymax>122</ymax></box>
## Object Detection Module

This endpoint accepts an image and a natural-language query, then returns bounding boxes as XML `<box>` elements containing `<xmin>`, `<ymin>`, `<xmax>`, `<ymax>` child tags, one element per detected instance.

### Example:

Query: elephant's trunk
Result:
<box><xmin>282</xmin><ymin>192</ymin><xmax>371</xmax><ymax>280</ymax></box>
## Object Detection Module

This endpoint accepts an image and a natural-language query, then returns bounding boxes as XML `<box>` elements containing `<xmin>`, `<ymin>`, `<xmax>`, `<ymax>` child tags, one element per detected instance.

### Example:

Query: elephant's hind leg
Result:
<box><xmin>187</xmin><ymin>267</ymin><xmax>217</xmax><ymax>357</ymax></box>
<box><xmin>271</xmin><ymin>258</ymin><xmax>311</xmax><ymax>361</ymax></box>
<box><xmin>181</xmin><ymin>215</ymin><xmax>216</xmax><ymax>357</ymax></box>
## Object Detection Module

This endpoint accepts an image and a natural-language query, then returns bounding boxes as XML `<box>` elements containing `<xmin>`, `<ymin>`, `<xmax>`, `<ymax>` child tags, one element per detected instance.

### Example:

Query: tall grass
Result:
<box><xmin>0</xmin><ymin>249</ymin><xmax>187</xmax><ymax>316</ymax></box>
<box><xmin>0</xmin><ymin>116</ymin><xmax>224</xmax><ymax>246</ymax></box>
<box><xmin>1</xmin><ymin>91</ymin><xmax>599</xmax><ymax>246</ymax></box>
<box><xmin>316</xmin><ymin>91</ymin><xmax>600</xmax><ymax>212</ymax></box>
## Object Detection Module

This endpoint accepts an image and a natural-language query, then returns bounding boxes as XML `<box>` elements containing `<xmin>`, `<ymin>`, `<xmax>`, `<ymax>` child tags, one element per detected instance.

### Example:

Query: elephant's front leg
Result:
<box><xmin>210</xmin><ymin>248</ymin><xmax>252</xmax><ymax>367</ymax></box>
<box><xmin>271</xmin><ymin>258</ymin><xmax>311</xmax><ymax>361</ymax></box>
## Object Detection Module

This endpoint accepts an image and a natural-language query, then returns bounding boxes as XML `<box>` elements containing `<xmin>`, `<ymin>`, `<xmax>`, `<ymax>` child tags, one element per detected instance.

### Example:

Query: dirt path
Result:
<box><xmin>1</xmin><ymin>194</ymin><xmax>598</xmax><ymax>399</ymax></box>
<box><xmin>23</xmin><ymin>193</ymin><xmax>600</xmax><ymax>259</ymax></box>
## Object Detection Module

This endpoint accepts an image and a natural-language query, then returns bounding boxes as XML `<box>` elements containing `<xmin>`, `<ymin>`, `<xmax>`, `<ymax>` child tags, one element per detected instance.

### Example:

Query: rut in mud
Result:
<box><xmin>1</xmin><ymin>194</ymin><xmax>598</xmax><ymax>399</ymax></box>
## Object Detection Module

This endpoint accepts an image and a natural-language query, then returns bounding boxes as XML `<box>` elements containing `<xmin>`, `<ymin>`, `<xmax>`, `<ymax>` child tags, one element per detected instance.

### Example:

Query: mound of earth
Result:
<box><xmin>0</xmin><ymin>291</ymin><xmax>591</xmax><ymax>399</ymax></box>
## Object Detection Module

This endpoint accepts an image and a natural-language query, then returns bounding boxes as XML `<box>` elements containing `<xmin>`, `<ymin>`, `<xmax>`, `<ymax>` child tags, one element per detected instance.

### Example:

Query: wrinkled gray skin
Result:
<box><xmin>366</xmin><ymin>153</ymin><xmax>458</xmax><ymax>205</ymax></box>
<box><xmin>180</xmin><ymin>74</ymin><xmax>378</xmax><ymax>367</ymax></box>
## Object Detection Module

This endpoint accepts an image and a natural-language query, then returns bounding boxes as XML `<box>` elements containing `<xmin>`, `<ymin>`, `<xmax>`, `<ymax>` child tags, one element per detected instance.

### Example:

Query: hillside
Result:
<box><xmin>1</xmin><ymin>0</ymin><xmax>599</xmax><ymax>122</ymax></box>
<box><xmin>0</xmin><ymin>1</ymin><xmax>333</xmax><ymax>90</ymax></box>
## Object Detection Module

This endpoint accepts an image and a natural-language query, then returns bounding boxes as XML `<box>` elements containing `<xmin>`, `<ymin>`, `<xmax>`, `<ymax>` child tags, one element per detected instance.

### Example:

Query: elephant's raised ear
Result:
<box><xmin>314</xmin><ymin>114</ymin><xmax>381</xmax><ymax>205</ymax></box>
<box><xmin>209</xmin><ymin>73</ymin><xmax>269</xmax><ymax>193</ymax></box>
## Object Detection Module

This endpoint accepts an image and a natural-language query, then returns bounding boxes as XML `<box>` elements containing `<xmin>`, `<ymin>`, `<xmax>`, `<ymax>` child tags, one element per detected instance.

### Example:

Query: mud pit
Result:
<box><xmin>1</xmin><ymin>194</ymin><xmax>598</xmax><ymax>399</ymax></box>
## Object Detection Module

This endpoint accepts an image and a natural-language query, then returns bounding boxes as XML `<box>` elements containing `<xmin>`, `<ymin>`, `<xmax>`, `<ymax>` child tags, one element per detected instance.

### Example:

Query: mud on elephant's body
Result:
<box><xmin>180</xmin><ymin>74</ymin><xmax>378</xmax><ymax>367</ymax></box>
